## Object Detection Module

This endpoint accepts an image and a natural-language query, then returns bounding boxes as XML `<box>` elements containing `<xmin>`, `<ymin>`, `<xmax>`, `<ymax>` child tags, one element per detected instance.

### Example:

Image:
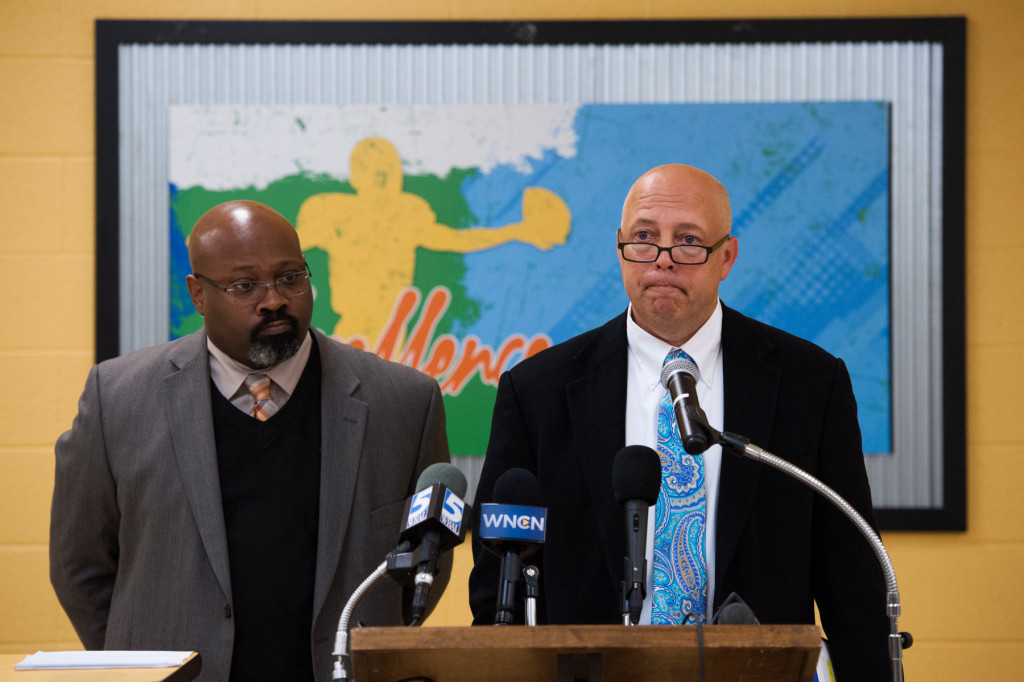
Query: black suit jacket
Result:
<box><xmin>469</xmin><ymin>306</ymin><xmax>889</xmax><ymax>680</ymax></box>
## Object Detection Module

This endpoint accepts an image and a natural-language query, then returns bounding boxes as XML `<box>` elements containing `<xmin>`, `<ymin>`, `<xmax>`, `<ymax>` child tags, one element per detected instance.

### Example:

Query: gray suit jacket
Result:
<box><xmin>50</xmin><ymin>329</ymin><xmax>451</xmax><ymax>681</ymax></box>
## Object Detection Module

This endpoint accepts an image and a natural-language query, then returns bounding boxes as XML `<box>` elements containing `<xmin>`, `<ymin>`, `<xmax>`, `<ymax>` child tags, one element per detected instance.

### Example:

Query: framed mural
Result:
<box><xmin>95</xmin><ymin>18</ymin><xmax>966</xmax><ymax>530</ymax></box>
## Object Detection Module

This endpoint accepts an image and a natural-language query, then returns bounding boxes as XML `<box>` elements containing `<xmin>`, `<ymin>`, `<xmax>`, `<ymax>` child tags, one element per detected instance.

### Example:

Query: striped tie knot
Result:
<box><xmin>244</xmin><ymin>373</ymin><xmax>279</xmax><ymax>421</ymax></box>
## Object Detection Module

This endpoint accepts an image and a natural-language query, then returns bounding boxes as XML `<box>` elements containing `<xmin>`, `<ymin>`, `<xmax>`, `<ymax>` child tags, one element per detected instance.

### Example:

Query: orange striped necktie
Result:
<box><xmin>244</xmin><ymin>373</ymin><xmax>279</xmax><ymax>421</ymax></box>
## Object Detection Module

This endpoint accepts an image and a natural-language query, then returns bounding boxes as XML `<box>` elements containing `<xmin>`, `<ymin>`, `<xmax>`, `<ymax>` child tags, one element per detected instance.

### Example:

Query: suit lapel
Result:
<box><xmin>714</xmin><ymin>306</ymin><xmax>780</xmax><ymax>587</ymax></box>
<box><xmin>312</xmin><ymin>333</ymin><xmax>366</xmax><ymax>620</ymax></box>
<box><xmin>164</xmin><ymin>331</ymin><xmax>234</xmax><ymax>601</ymax></box>
<box><xmin>566</xmin><ymin>313</ymin><xmax>629</xmax><ymax>582</ymax></box>
<box><xmin>162</xmin><ymin>330</ymin><xmax>368</xmax><ymax>615</ymax></box>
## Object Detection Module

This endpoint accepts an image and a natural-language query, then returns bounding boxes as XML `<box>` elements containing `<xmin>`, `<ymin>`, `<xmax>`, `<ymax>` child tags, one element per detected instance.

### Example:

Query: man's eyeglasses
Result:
<box><xmin>193</xmin><ymin>264</ymin><xmax>312</xmax><ymax>302</ymax></box>
<box><xmin>617</xmin><ymin>234</ymin><xmax>731</xmax><ymax>265</ymax></box>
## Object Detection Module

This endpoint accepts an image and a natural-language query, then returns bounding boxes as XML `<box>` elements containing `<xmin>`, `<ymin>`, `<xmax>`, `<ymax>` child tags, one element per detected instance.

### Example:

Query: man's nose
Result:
<box><xmin>257</xmin><ymin>283</ymin><xmax>289</xmax><ymax>312</ymax></box>
<box><xmin>655</xmin><ymin>246</ymin><xmax>676</xmax><ymax>267</ymax></box>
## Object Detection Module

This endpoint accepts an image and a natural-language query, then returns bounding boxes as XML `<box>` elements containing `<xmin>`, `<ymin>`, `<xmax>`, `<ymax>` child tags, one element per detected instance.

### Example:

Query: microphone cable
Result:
<box><xmin>696</xmin><ymin>620</ymin><xmax>706</xmax><ymax>682</ymax></box>
<box><xmin>682</xmin><ymin>611</ymin><xmax>706</xmax><ymax>682</ymax></box>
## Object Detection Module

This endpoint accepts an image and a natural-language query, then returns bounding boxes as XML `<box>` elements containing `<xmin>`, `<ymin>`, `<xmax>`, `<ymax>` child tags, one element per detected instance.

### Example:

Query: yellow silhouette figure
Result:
<box><xmin>295</xmin><ymin>137</ymin><xmax>572</xmax><ymax>349</ymax></box>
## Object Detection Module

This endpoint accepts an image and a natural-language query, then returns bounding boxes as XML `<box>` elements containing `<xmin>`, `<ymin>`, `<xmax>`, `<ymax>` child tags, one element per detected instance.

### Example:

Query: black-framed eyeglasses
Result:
<box><xmin>617</xmin><ymin>234</ymin><xmax>731</xmax><ymax>265</ymax></box>
<box><xmin>194</xmin><ymin>263</ymin><xmax>312</xmax><ymax>302</ymax></box>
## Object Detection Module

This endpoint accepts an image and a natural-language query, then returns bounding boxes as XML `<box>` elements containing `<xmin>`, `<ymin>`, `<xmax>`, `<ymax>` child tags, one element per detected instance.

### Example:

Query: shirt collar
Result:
<box><xmin>625</xmin><ymin>300</ymin><xmax>723</xmax><ymax>392</ymax></box>
<box><xmin>207</xmin><ymin>330</ymin><xmax>313</xmax><ymax>400</ymax></box>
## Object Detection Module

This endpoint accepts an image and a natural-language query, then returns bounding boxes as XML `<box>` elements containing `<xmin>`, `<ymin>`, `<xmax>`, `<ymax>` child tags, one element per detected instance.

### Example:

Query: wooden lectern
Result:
<box><xmin>350</xmin><ymin>624</ymin><xmax>821</xmax><ymax>681</ymax></box>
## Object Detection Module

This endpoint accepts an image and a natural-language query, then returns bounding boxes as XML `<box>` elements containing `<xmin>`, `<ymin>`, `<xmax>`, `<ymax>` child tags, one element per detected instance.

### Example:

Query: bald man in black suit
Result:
<box><xmin>469</xmin><ymin>164</ymin><xmax>889</xmax><ymax>680</ymax></box>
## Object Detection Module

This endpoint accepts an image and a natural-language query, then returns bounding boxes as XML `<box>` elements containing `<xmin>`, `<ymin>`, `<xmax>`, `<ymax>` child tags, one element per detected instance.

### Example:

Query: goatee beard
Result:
<box><xmin>248</xmin><ymin>311</ymin><xmax>301</xmax><ymax>368</ymax></box>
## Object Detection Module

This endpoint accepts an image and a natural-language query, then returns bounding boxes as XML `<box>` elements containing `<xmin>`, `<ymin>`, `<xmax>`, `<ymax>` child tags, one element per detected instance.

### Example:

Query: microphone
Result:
<box><xmin>333</xmin><ymin>462</ymin><xmax>468</xmax><ymax>680</ymax></box>
<box><xmin>661</xmin><ymin>355</ymin><xmax>713</xmax><ymax>455</ymax></box>
<box><xmin>477</xmin><ymin>468</ymin><xmax>547</xmax><ymax>625</ymax></box>
<box><xmin>653</xmin><ymin>367</ymin><xmax>910</xmax><ymax>678</ymax></box>
<box><xmin>714</xmin><ymin>431</ymin><xmax>911</xmax><ymax>680</ymax></box>
<box><xmin>395</xmin><ymin>462</ymin><xmax>470</xmax><ymax>625</ymax></box>
<box><xmin>710</xmin><ymin>592</ymin><xmax>760</xmax><ymax>625</ymax></box>
<box><xmin>613</xmin><ymin>445</ymin><xmax>663</xmax><ymax>626</ymax></box>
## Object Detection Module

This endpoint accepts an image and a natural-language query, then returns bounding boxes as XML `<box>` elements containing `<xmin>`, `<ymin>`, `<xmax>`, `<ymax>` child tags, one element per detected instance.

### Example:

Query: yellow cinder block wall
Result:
<box><xmin>3</xmin><ymin>1</ymin><xmax>1022</xmax><ymax>678</ymax></box>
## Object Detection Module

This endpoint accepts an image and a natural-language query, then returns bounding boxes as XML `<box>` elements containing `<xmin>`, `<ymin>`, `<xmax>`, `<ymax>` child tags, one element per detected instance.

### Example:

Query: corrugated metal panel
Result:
<box><xmin>119</xmin><ymin>41</ymin><xmax>944</xmax><ymax>508</ymax></box>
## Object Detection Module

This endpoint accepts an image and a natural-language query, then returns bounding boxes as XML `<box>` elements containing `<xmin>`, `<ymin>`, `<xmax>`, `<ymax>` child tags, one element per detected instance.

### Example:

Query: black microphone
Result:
<box><xmin>613</xmin><ymin>445</ymin><xmax>663</xmax><ymax>626</ymax></box>
<box><xmin>661</xmin><ymin>355</ymin><xmax>713</xmax><ymax>455</ymax></box>
<box><xmin>710</xmin><ymin>592</ymin><xmax>760</xmax><ymax>625</ymax></box>
<box><xmin>394</xmin><ymin>462</ymin><xmax>469</xmax><ymax>625</ymax></box>
<box><xmin>477</xmin><ymin>468</ymin><xmax>547</xmax><ymax>625</ymax></box>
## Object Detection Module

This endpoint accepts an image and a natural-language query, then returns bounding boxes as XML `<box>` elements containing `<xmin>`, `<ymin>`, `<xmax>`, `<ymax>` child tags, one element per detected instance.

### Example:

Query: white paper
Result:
<box><xmin>15</xmin><ymin>650</ymin><xmax>193</xmax><ymax>670</ymax></box>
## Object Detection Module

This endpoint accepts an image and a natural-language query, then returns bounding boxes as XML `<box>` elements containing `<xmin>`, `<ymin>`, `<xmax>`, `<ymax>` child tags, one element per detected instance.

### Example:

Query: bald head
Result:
<box><xmin>621</xmin><ymin>164</ymin><xmax>732</xmax><ymax>236</ymax></box>
<box><xmin>617</xmin><ymin>163</ymin><xmax>738</xmax><ymax>346</ymax></box>
<box><xmin>185</xmin><ymin>200</ymin><xmax>313</xmax><ymax>369</ymax></box>
<box><xmin>188</xmin><ymin>200</ymin><xmax>301</xmax><ymax>274</ymax></box>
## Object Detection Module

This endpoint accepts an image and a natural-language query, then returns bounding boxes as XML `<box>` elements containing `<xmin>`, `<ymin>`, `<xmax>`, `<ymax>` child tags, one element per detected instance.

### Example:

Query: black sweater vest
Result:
<box><xmin>212</xmin><ymin>349</ymin><xmax>322</xmax><ymax>681</ymax></box>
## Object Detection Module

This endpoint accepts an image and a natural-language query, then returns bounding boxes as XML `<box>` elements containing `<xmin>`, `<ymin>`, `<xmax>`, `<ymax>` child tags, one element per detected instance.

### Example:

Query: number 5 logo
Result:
<box><xmin>407</xmin><ymin>488</ymin><xmax>432</xmax><ymax>527</ymax></box>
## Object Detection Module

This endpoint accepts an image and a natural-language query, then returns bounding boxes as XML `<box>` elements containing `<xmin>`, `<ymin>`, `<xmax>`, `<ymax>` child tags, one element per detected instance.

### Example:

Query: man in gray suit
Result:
<box><xmin>50</xmin><ymin>200</ymin><xmax>452</xmax><ymax>681</ymax></box>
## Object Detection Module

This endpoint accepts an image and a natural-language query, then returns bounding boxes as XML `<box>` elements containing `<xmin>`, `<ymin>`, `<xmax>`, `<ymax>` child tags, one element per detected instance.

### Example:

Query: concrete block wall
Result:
<box><xmin>2</xmin><ymin>1</ymin><xmax>1022</xmax><ymax>678</ymax></box>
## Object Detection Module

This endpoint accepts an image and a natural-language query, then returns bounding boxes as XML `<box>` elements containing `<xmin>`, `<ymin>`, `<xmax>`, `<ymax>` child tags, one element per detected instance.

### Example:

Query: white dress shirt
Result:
<box><xmin>624</xmin><ymin>300</ymin><xmax>725</xmax><ymax>623</ymax></box>
<box><xmin>207</xmin><ymin>331</ymin><xmax>313</xmax><ymax>415</ymax></box>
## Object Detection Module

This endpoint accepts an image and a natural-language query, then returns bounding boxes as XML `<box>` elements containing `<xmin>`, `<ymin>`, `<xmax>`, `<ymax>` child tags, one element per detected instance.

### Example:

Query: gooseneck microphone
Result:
<box><xmin>714</xmin><ymin>431</ymin><xmax>910</xmax><ymax>681</ymax></box>
<box><xmin>477</xmin><ymin>468</ymin><xmax>547</xmax><ymax>625</ymax></box>
<box><xmin>612</xmin><ymin>445</ymin><xmax>663</xmax><ymax>626</ymax></box>
<box><xmin>398</xmin><ymin>463</ymin><xmax>470</xmax><ymax>625</ymax></box>
<box><xmin>332</xmin><ymin>462</ymin><xmax>469</xmax><ymax>680</ymax></box>
<box><xmin>660</xmin><ymin>356</ymin><xmax>714</xmax><ymax>454</ymax></box>
<box><xmin>661</xmin><ymin>390</ymin><xmax>912</xmax><ymax>682</ymax></box>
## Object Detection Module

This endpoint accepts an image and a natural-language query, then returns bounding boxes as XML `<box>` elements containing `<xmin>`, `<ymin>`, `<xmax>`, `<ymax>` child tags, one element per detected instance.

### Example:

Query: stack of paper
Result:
<box><xmin>15</xmin><ymin>651</ymin><xmax>193</xmax><ymax>670</ymax></box>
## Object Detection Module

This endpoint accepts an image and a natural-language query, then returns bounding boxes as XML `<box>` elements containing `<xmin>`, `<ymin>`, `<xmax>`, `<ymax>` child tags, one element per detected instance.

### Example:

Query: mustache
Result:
<box><xmin>253</xmin><ymin>310</ymin><xmax>299</xmax><ymax>334</ymax></box>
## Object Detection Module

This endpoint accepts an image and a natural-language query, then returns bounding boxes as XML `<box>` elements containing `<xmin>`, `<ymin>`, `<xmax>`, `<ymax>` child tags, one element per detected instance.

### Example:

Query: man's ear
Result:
<box><xmin>719</xmin><ymin>236</ymin><xmax>738</xmax><ymax>282</ymax></box>
<box><xmin>185</xmin><ymin>275</ymin><xmax>205</xmax><ymax>316</ymax></box>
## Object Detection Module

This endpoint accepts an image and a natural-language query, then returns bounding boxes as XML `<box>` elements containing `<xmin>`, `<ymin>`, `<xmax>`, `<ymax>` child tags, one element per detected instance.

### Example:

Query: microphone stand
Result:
<box><xmin>522</xmin><ymin>565</ymin><xmax>540</xmax><ymax>626</ymax></box>
<box><xmin>715</xmin><ymin>431</ymin><xmax>908</xmax><ymax>682</ymax></box>
<box><xmin>621</xmin><ymin>573</ymin><xmax>644</xmax><ymax>625</ymax></box>
<box><xmin>332</xmin><ymin>541</ymin><xmax>421</xmax><ymax>681</ymax></box>
<box><xmin>681</xmin><ymin>410</ymin><xmax>910</xmax><ymax>682</ymax></box>
<box><xmin>494</xmin><ymin>550</ymin><xmax>522</xmax><ymax>625</ymax></box>
<box><xmin>332</xmin><ymin>561</ymin><xmax>387</xmax><ymax>682</ymax></box>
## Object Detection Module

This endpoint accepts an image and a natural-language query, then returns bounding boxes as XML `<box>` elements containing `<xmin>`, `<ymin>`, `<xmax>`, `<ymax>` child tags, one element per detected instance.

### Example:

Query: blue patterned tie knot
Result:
<box><xmin>651</xmin><ymin>348</ymin><xmax>707</xmax><ymax>625</ymax></box>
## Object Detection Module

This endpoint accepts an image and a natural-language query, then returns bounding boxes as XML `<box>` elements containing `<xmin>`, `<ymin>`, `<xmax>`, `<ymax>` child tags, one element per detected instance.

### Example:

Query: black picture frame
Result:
<box><xmin>95</xmin><ymin>17</ymin><xmax>966</xmax><ymax>531</ymax></box>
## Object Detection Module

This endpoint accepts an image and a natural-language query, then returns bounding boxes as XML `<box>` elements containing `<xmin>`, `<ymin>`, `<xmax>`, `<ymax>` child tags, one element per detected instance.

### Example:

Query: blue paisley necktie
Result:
<box><xmin>651</xmin><ymin>348</ymin><xmax>707</xmax><ymax>625</ymax></box>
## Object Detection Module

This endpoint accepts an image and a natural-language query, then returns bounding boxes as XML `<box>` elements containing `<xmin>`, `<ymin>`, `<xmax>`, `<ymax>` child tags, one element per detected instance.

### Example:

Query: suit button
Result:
<box><xmin>224</xmin><ymin>604</ymin><xmax>232</xmax><ymax>619</ymax></box>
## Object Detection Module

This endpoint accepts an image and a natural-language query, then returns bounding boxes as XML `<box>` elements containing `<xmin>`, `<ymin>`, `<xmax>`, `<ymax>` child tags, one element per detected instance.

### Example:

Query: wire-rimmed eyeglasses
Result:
<box><xmin>193</xmin><ymin>263</ymin><xmax>312</xmax><ymax>302</ymax></box>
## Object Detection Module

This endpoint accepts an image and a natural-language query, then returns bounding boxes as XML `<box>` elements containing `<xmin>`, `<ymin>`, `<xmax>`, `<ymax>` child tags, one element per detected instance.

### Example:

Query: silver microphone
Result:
<box><xmin>660</xmin><ymin>356</ymin><xmax>713</xmax><ymax>454</ymax></box>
